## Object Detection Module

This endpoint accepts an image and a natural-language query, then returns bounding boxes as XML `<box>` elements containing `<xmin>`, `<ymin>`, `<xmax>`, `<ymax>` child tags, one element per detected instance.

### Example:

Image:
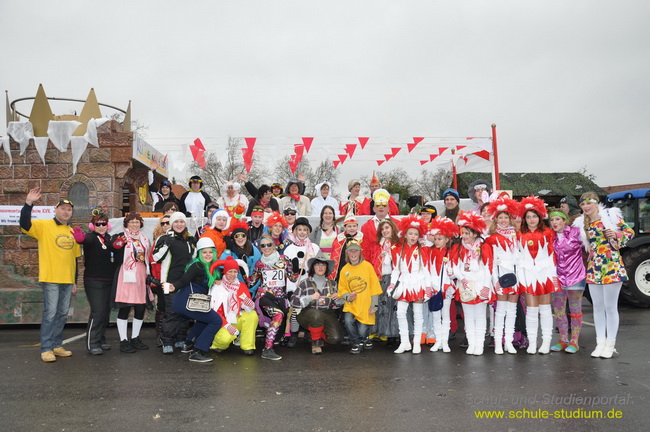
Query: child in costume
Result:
<box><xmin>388</xmin><ymin>215</ymin><xmax>432</xmax><ymax>355</ymax></box>
<box><xmin>449</xmin><ymin>211</ymin><xmax>494</xmax><ymax>356</ymax></box>
<box><xmin>209</xmin><ymin>256</ymin><xmax>259</xmax><ymax>355</ymax></box>
<box><xmin>517</xmin><ymin>196</ymin><xmax>559</xmax><ymax>355</ymax></box>
<box><xmin>427</xmin><ymin>216</ymin><xmax>459</xmax><ymax>353</ymax></box>
<box><xmin>484</xmin><ymin>197</ymin><xmax>521</xmax><ymax>355</ymax></box>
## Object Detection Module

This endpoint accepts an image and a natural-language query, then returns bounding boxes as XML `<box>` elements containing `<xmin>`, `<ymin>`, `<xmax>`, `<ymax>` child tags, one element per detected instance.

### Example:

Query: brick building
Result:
<box><xmin>0</xmin><ymin>120</ymin><xmax>161</xmax><ymax>323</ymax></box>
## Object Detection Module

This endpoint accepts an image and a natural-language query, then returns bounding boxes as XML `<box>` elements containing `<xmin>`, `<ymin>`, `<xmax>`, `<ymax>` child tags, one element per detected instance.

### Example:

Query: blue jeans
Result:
<box><xmin>344</xmin><ymin>312</ymin><xmax>369</xmax><ymax>342</ymax></box>
<box><xmin>41</xmin><ymin>283</ymin><xmax>73</xmax><ymax>352</ymax></box>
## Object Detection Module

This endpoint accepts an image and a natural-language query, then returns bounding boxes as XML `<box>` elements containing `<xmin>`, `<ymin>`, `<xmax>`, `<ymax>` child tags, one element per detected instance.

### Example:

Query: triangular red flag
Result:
<box><xmin>345</xmin><ymin>144</ymin><xmax>357</xmax><ymax>158</ymax></box>
<box><xmin>244</xmin><ymin>137</ymin><xmax>256</xmax><ymax>150</ymax></box>
<box><xmin>358</xmin><ymin>137</ymin><xmax>369</xmax><ymax>149</ymax></box>
<box><xmin>333</xmin><ymin>160</ymin><xmax>340</xmax><ymax>169</ymax></box>
<box><xmin>456</xmin><ymin>145</ymin><xmax>467</xmax><ymax>151</ymax></box>
<box><xmin>391</xmin><ymin>147</ymin><xmax>401</xmax><ymax>157</ymax></box>
<box><xmin>294</xmin><ymin>144</ymin><xmax>305</xmax><ymax>161</ymax></box>
<box><xmin>438</xmin><ymin>147</ymin><xmax>448</xmax><ymax>155</ymax></box>
<box><xmin>407</xmin><ymin>137</ymin><xmax>424</xmax><ymax>153</ymax></box>
<box><xmin>413</xmin><ymin>137</ymin><xmax>424</xmax><ymax>144</ymax></box>
<box><xmin>244</xmin><ymin>159</ymin><xmax>253</xmax><ymax>173</ymax></box>
<box><xmin>193</xmin><ymin>138</ymin><xmax>205</xmax><ymax>151</ymax></box>
<box><xmin>338</xmin><ymin>154</ymin><xmax>348</xmax><ymax>163</ymax></box>
<box><xmin>429</xmin><ymin>154</ymin><xmax>438</xmax><ymax>161</ymax></box>
<box><xmin>290</xmin><ymin>154</ymin><xmax>297</xmax><ymax>163</ymax></box>
<box><xmin>196</xmin><ymin>152</ymin><xmax>206</xmax><ymax>169</ymax></box>
<box><xmin>384</xmin><ymin>154</ymin><xmax>393</xmax><ymax>160</ymax></box>
<box><xmin>288</xmin><ymin>159</ymin><xmax>298</xmax><ymax>174</ymax></box>
<box><xmin>376</xmin><ymin>160</ymin><xmax>385</xmax><ymax>166</ymax></box>
<box><xmin>190</xmin><ymin>145</ymin><xmax>204</xmax><ymax>161</ymax></box>
<box><xmin>302</xmin><ymin>137</ymin><xmax>313</xmax><ymax>152</ymax></box>
<box><xmin>242</xmin><ymin>148</ymin><xmax>254</xmax><ymax>165</ymax></box>
<box><xmin>420</xmin><ymin>160</ymin><xmax>428</xmax><ymax>165</ymax></box>
<box><xmin>473</xmin><ymin>150</ymin><xmax>491</xmax><ymax>160</ymax></box>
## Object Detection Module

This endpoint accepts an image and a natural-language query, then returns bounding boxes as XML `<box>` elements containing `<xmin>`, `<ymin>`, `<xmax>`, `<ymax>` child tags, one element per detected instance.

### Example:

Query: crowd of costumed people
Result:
<box><xmin>21</xmin><ymin>171</ymin><xmax>633</xmax><ymax>363</ymax></box>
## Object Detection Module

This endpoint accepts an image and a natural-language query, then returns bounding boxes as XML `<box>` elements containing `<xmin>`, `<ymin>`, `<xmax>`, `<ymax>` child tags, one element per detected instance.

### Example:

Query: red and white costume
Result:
<box><xmin>388</xmin><ymin>215</ymin><xmax>431</xmax><ymax>355</ymax></box>
<box><xmin>516</xmin><ymin>228</ymin><xmax>558</xmax><ymax>295</ymax></box>
<box><xmin>516</xmin><ymin>196</ymin><xmax>559</xmax><ymax>355</ymax></box>
<box><xmin>449</xmin><ymin>211</ymin><xmax>493</xmax><ymax>356</ymax></box>
<box><xmin>485</xmin><ymin>197</ymin><xmax>521</xmax><ymax>355</ymax></box>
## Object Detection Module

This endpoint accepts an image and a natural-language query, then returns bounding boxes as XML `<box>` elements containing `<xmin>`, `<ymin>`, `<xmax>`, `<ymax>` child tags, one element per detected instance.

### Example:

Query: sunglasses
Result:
<box><xmin>94</xmin><ymin>222</ymin><xmax>108</xmax><ymax>227</ymax></box>
<box><xmin>259</xmin><ymin>242</ymin><xmax>274</xmax><ymax>248</ymax></box>
<box><xmin>190</xmin><ymin>179</ymin><xmax>203</xmax><ymax>184</ymax></box>
<box><xmin>284</xmin><ymin>211</ymin><xmax>297</xmax><ymax>216</ymax></box>
<box><xmin>233</xmin><ymin>233</ymin><xmax>247</xmax><ymax>239</ymax></box>
<box><xmin>161</xmin><ymin>221</ymin><xmax>170</xmax><ymax>226</ymax></box>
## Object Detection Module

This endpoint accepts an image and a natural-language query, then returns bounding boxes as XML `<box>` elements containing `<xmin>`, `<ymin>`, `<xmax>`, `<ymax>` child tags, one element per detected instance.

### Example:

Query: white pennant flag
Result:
<box><xmin>84</xmin><ymin>118</ymin><xmax>110</xmax><ymax>148</ymax></box>
<box><xmin>33</xmin><ymin>137</ymin><xmax>49</xmax><ymax>164</ymax></box>
<box><xmin>6</xmin><ymin>121</ymin><xmax>34</xmax><ymax>155</ymax></box>
<box><xmin>47</xmin><ymin>121</ymin><xmax>81</xmax><ymax>152</ymax></box>
<box><xmin>71</xmin><ymin>137</ymin><xmax>89</xmax><ymax>174</ymax></box>
<box><xmin>1</xmin><ymin>135</ymin><xmax>12</xmax><ymax>166</ymax></box>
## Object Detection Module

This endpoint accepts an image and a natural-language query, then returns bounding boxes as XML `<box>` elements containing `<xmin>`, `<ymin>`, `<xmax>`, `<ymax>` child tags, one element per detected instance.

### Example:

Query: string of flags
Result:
<box><xmin>187</xmin><ymin>136</ymin><xmax>494</xmax><ymax>174</ymax></box>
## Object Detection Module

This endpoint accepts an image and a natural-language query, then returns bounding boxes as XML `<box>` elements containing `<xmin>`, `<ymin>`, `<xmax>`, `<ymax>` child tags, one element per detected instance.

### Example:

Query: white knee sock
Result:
<box><xmin>396</xmin><ymin>301</ymin><xmax>410</xmax><ymax>341</ymax></box>
<box><xmin>526</xmin><ymin>306</ymin><xmax>539</xmax><ymax>353</ymax></box>
<box><xmin>539</xmin><ymin>304</ymin><xmax>553</xmax><ymax>341</ymax></box>
<box><xmin>494</xmin><ymin>301</ymin><xmax>507</xmax><ymax>343</ymax></box>
<box><xmin>132</xmin><ymin>318</ymin><xmax>144</xmax><ymax>339</ymax></box>
<box><xmin>504</xmin><ymin>301</ymin><xmax>517</xmax><ymax>343</ymax></box>
<box><xmin>117</xmin><ymin>318</ymin><xmax>129</xmax><ymax>342</ymax></box>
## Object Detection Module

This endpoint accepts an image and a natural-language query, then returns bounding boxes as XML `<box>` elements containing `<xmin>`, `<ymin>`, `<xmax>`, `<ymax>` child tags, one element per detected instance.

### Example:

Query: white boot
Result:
<box><xmin>538</xmin><ymin>304</ymin><xmax>553</xmax><ymax>354</ymax></box>
<box><xmin>412</xmin><ymin>303</ymin><xmax>424</xmax><ymax>355</ymax></box>
<box><xmin>473</xmin><ymin>329</ymin><xmax>485</xmax><ymax>356</ymax></box>
<box><xmin>394</xmin><ymin>335</ymin><xmax>412</xmax><ymax>354</ymax></box>
<box><xmin>494</xmin><ymin>301</ymin><xmax>506</xmax><ymax>355</ymax></box>
<box><xmin>526</xmin><ymin>306</ymin><xmax>539</xmax><ymax>355</ymax></box>
<box><xmin>441</xmin><ymin>338</ymin><xmax>451</xmax><ymax>353</ymax></box>
<box><xmin>504</xmin><ymin>302</ymin><xmax>517</xmax><ymax>354</ymax></box>
<box><xmin>600</xmin><ymin>339</ymin><xmax>617</xmax><ymax>359</ymax></box>
<box><xmin>591</xmin><ymin>338</ymin><xmax>606</xmax><ymax>358</ymax></box>
<box><xmin>538</xmin><ymin>338</ymin><xmax>552</xmax><ymax>354</ymax></box>
<box><xmin>430</xmin><ymin>340</ymin><xmax>441</xmax><ymax>352</ymax></box>
<box><xmin>431</xmin><ymin>310</ymin><xmax>443</xmax><ymax>352</ymax></box>
<box><xmin>412</xmin><ymin>335</ymin><xmax>422</xmax><ymax>354</ymax></box>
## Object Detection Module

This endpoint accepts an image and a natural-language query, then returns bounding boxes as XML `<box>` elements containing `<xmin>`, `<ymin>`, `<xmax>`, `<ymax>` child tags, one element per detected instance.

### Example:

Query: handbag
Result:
<box><xmin>497</xmin><ymin>265</ymin><xmax>518</xmax><ymax>288</ymax></box>
<box><xmin>428</xmin><ymin>261</ymin><xmax>445</xmax><ymax>312</ymax></box>
<box><xmin>186</xmin><ymin>283</ymin><xmax>211</xmax><ymax>313</ymax></box>
<box><xmin>459</xmin><ymin>279</ymin><xmax>477</xmax><ymax>303</ymax></box>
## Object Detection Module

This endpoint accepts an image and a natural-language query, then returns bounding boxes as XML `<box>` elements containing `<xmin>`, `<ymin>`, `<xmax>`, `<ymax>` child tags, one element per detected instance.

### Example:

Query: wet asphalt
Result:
<box><xmin>1</xmin><ymin>303</ymin><xmax>648</xmax><ymax>432</ymax></box>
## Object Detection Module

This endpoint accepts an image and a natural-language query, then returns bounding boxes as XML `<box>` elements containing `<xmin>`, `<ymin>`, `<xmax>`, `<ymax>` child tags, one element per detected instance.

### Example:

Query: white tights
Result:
<box><xmin>397</xmin><ymin>301</ymin><xmax>424</xmax><ymax>343</ymax></box>
<box><xmin>589</xmin><ymin>283</ymin><xmax>622</xmax><ymax>340</ymax></box>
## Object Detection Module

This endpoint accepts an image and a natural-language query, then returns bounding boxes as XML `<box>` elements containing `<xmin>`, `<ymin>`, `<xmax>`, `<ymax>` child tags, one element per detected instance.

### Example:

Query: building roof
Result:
<box><xmin>457</xmin><ymin>172</ymin><xmax>607</xmax><ymax>198</ymax></box>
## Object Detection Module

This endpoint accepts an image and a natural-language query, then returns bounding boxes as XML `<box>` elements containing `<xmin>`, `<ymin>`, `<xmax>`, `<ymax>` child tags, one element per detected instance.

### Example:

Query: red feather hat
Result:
<box><xmin>487</xmin><ymin>197</ymin><xmax>520</xmax><ymax>220</ymax></box>
<box><xmin>428</xmin><ymin>216</ymin><xmax>459</xmax><ymax>238</ymax></box>
<box><xmin>397</xmin><ymin>214</ymin><xmax>428</xmax><ymax>237</ymax></box>
<box><xmin>457</xmin><ymin>211</ymin><xmax>487</xmax><ymax>234</ymax></box>
<box><xmin>264</xmin><ymin>211</ymin><xmax>288</xmax><ymax>228</ymax></box>
<box><xmin>519</xmin><ymin>196</ymin><xmax>547</xmax><ymax>219</ymax></box>
<box><xmin>229</xmin><ymin>219</ymin><xmax>249</xmax><ymax>234</ymax></box>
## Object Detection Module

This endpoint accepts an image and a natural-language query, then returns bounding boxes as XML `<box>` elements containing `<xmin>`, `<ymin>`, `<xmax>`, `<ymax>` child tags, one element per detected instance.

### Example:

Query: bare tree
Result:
<box><xmin>578</xmin><ymin>165</ymin><xmax>597</xmax><ymax>182</ymax></box>
<box><xmin>272</xmin><ymin>157</ymin><xmax>340</xmax><ymax>199</ymax></box>
<box><xmin>413</xmin><ymin>167</ymin><xmax>453</xmax><ymax>201</ymax></box>
<box><xmin>187</xmin><ymin>137</ymin><xmax>265</xmax><ymax>199</ymax></box>
<box><xmin>110</xmin><ymin>112</ymin><xmax>149</xmax><ymax>137</ymax></box>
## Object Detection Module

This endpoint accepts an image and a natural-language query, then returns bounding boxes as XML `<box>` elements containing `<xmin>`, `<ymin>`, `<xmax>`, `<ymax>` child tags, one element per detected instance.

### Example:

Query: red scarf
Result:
<box><xmin>289</xmin><ymin>193</ymin><xmax>301</xmax><ymax>201</ymax></box>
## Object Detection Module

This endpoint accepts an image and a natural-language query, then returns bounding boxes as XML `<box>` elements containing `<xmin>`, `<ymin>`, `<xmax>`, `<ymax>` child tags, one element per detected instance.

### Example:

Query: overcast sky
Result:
<box><xmin>2</xmin><ymin>0</ymin><xmax>648</xmax><ymax>194</ymax></box>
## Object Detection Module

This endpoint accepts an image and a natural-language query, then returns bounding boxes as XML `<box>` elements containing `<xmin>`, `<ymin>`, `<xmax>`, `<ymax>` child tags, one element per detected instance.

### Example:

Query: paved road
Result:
<box><xmin>1</xmin><ymin>303</ymin><xmax>647</xmax><ymax>432</ymax></box>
